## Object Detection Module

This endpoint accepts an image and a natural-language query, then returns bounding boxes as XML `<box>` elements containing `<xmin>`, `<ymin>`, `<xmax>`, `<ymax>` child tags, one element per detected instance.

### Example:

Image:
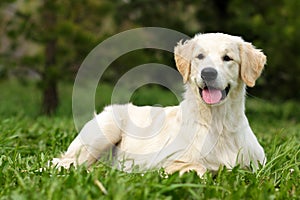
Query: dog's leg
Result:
<box><xmin>52</xmin><ymin>106</ymin><xmax>122</xmax><ymax>169</ymax></box>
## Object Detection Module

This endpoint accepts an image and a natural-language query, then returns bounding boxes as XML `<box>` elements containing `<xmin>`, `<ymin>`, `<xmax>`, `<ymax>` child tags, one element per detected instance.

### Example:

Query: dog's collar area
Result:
<box><xmin>199</xmin><ymin>85</ymin><xmax>230</xmax><ymax>105</ymax></box>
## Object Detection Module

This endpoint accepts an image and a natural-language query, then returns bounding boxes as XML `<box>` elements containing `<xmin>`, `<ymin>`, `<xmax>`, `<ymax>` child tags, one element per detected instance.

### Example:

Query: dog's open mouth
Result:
<box><xmin>199</xmin><ymin>85</ymin><xmax>230</xmax><ymax>105</ymax></box>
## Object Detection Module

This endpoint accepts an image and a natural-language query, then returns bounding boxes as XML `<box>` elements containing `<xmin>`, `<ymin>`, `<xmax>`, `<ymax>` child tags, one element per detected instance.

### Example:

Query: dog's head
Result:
<box><xmin>174</xmin><ymin>33</ymin><xmax>266</xmax><ymax>105</ymax></box>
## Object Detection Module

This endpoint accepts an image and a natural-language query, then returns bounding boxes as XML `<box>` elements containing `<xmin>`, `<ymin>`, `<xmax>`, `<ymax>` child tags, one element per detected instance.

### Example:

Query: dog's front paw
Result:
<box><xmin>165</xmin><ymin>161</ymin><xmax>207</xmax><ymax>177</ymax></box>
<box><xmin>51</xmin><ymin>157</ymin><xmax>77</xmax><ymax>169</ymax></box>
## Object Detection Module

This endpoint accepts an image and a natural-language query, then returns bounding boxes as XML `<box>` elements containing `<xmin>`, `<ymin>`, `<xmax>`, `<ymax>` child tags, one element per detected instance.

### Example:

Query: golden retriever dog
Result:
<box><xmin>52</xmin><ymin>33</ymin><xmax>266</xmax><ymax>176</ymax></box>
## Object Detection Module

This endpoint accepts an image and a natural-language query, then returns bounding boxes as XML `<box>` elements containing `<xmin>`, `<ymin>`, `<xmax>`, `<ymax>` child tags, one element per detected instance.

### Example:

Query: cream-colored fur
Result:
<box><xmin>52</xmin><ymin>33</ymin><xmax>266</xmax><ymax>176</ymax></box>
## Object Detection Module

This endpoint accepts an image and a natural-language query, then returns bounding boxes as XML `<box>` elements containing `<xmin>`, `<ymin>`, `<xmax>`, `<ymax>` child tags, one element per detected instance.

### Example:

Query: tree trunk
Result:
<box><xmin>42</xmin><ymin>76</ymin><xmax>58</xmax><ymax>115</ymax></box>
<box><xmin>212</xmin><ymin>0</ymin><xmax>230</xmax><ymax>30</ymax></box>
<box><xmin>41</xmin><ymin>0</ymin><xmax>58</xmax><ymax>115</ymax></box>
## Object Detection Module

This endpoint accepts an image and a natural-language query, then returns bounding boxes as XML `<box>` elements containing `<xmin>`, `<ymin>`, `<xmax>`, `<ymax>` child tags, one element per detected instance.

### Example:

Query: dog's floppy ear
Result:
<box><xmin>239</xmin><ymin>42</ymin><xmax>266</xmax><ymax>87</ymax></box>
<box><xmin>174</xmin><ymin>40</ymin><xmax>192</xmax><ymax>83</ymax></box>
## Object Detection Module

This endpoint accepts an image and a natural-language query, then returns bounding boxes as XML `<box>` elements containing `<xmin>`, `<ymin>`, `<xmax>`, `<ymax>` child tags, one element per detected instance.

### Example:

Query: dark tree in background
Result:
<box><xmin>42</xmin><ymin>0</ymin><xmax>58</xmax><ymax>115</ymax></box>
<box><xmin>1</xmin><ymin>0</ymin><xmax>114</xmax><ymax>114</ymax></box>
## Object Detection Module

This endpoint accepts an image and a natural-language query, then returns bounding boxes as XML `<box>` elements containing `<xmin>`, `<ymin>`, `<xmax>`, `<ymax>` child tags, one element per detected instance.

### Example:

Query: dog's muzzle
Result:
<box><xmin>199</xmin><ymin>67</ymin><xmax>230</xmax><ymax>104</ymax></box>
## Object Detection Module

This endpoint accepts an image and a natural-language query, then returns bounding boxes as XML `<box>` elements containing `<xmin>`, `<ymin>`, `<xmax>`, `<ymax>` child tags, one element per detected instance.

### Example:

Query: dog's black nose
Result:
<box><xmin>201</xmin><ymin>67</ymin><xmax>218</xmax><ymax>81</ymax></box>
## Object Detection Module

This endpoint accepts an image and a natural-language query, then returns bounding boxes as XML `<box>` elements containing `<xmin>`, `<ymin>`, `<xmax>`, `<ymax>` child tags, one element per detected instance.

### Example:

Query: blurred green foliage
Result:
<box><xmin>0</xmin><ymin>0</ymin><xmax>300</xmax><ymax>112</ymax></box>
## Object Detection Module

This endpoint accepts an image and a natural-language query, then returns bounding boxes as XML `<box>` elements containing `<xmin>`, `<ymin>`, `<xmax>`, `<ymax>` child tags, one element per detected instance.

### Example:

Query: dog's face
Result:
<box><xmin>174</xmin><ymin>33</ymin><xmax>266</xmax><ymax>105</ymax></box>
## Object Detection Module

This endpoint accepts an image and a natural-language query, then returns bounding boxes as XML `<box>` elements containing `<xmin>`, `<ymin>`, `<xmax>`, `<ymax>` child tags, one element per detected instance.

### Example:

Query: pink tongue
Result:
<box><xmin>202</xmin><ymin>88</ymin><xmax>222</xmax><ymax>104</ymax></box>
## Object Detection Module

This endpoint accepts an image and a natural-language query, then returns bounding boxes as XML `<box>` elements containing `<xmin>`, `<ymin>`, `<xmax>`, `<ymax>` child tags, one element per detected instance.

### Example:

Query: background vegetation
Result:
<box><xmin>1</xmin><ymin>0</ymin><xmax>300</xmax><ymax>114</ymax></box>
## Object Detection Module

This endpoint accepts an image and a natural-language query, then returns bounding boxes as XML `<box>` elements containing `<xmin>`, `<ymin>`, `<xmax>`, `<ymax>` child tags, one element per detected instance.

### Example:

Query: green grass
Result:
<box><xmin>0</xmin><ymin>79</ymin><xmax>299</xmax><ymax>199</ymax></box>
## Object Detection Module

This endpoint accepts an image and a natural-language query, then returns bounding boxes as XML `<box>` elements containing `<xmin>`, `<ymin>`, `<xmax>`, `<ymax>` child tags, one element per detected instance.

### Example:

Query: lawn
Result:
<box><xmin>0</xmin><ymin>79</ymin><xmax>299</xmax><ymax>200</ymax></box>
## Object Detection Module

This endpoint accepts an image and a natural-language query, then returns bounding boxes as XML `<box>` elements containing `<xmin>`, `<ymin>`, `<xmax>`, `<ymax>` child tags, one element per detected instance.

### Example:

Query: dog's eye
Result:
<box><xmin>197</xmin><ymin>53</ymin><xmax>205</xmax><ymax>60</ymax></box>
<box><xmin>223</xmin><ymin>55</ymin><xmax>233</xmax><ymax>61</ymax></box>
